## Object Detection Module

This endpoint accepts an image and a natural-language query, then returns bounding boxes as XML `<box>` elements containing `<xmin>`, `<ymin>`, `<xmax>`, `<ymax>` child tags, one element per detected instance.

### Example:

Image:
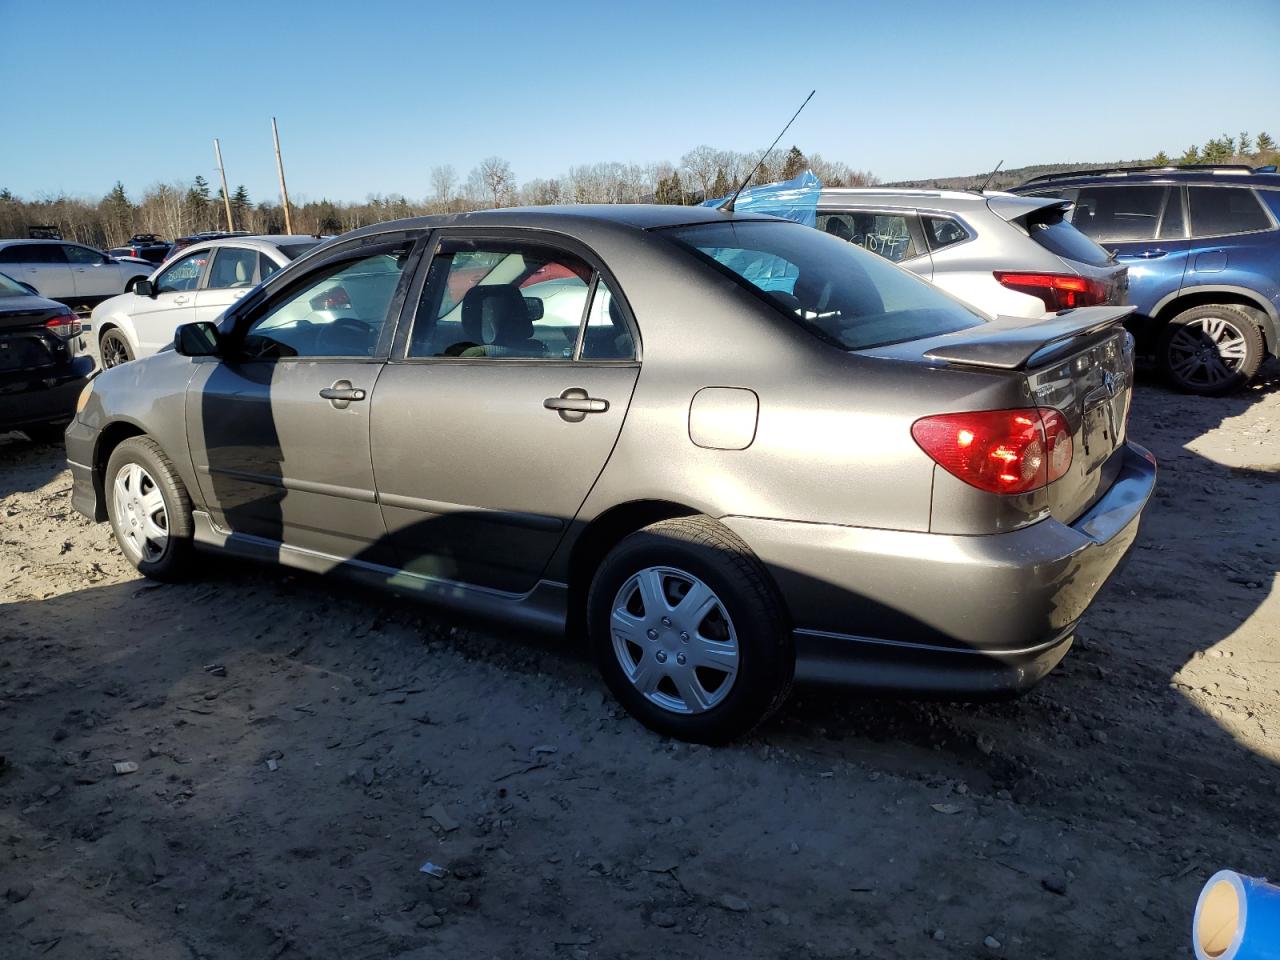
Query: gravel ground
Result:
<box><xmin>1</xmin><ymin>370</ymin><xmax>1278</xmax><ymax>959</ymax></box>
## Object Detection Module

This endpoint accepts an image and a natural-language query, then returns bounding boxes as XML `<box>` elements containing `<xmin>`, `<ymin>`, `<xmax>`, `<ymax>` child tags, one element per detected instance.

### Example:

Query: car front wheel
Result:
<box><xmin>100</xmin><ymin>328</ymin><xmax>134</xmax><ymax>368</ymax></box>
<box><xmin>587</xmin><ymin>516</ymin><xmax>793</xmax><ymax>743</ymax></box>
<box><xmin>105</xmin><ymin>436</ymin><xmax>195</xmax><ymax>582</ymax></box>
<box><xmin>1158</xmin><ymin>304</ymin><xmax>1264</xmax><ymax>395</ymax></box>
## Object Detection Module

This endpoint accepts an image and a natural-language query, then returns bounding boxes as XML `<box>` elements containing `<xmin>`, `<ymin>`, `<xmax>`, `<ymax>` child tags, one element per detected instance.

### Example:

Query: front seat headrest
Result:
<box><xmin>460</xmin><ymin>286</ymin><xmax>530</xmax><ymax>344</ymax></box>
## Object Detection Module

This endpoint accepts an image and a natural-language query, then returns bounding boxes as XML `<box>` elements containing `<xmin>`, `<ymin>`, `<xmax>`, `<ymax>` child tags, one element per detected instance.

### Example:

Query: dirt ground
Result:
<box><xmin>2</xmin><ymin>369</ymin><xmax>1278</xmax><ymax>960</ymax></box>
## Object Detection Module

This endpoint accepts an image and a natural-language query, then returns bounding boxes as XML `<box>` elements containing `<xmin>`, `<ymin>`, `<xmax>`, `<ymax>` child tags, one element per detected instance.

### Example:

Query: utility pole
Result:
<box><xmin>271</xmin><ymin>117</ymin><xmax>294</xmax><ymax>235</ymax></box>
<box><xmin>213</xmin><ymin>138</ymin><xmax>234</xmax><ymax>232</ymax></box>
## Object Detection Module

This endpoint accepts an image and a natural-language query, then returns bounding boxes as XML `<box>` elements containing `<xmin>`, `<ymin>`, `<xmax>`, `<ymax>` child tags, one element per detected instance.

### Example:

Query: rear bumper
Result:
<box><xmin>0</xmin><ymin>355</ymin><xmax>93</xmax><ymax>431</ymax></box>
<box><xmin>723</xmin><ymin>441</ymin><xmax>1157</xmax><ymax>696</ymax></box>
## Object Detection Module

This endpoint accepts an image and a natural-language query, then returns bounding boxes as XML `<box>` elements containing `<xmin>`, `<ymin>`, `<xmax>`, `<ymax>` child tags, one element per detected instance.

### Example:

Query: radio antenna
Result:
<box><xmin>976</xmin><ymin>159</ymin><xmax>1004</xmax><ymax>194</ymax></box>
<box><xmin>719</xmin><ymin>89</ymin><xmax>816</xmax><ymax>213</ymax></box>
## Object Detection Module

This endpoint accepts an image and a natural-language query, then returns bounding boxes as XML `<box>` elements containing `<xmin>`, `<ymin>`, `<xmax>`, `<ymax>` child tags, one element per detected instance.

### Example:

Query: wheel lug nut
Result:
<box><xmin>646</xmin><ymin>628</ymin><xmax>659</xmax><ymax>640</ymax></box>
<box><xmin>655</xmin><ymin>651</ymin><xmax>667</xmax><ymax>663</ymax></box>
<box><xmin>679</xmin><ymin>632</ymin><xmax>689</xmax><ymax>643</ymax></box>
<box><xmin>676</xmin><ymin>654</ymin><xmax>686</xmax><ymax>665</ymax></box>
<box><xmin>661</xmin><ymin>617</ymin><xmax>672</xmax><ymax>628</ymax></box>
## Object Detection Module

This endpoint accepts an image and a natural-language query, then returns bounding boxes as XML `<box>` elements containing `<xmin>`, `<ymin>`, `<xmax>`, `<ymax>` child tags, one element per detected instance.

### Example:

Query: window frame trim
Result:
<box><xmin>391</xmin><ymin>226</ymin><xmax>641</xmax><ymax>366</ymax></box>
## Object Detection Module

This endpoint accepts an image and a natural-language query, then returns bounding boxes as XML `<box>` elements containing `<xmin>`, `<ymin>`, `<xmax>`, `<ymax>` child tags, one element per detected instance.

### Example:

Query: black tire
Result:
<box><xmin>99</xmin><ymin>328</ymin><xmax>134</xmax><ymax>368</ymax></box>
<box><xmin>1157</xmin><ymin>304</ymin><xmax>1264</xmax><ymax>396</ymax></box>
<box><xmin>587</xmin><ymin>515</ymin><xmax>793</xmax><ymax>744</ymax></box>
<box><xmin>22</xmin><ymin>422</ymin><xmax>69</xmax><ymax>446</ymax></box>
<box><xmin>105</xmin><ymin>436</ymin><xmax>195</xmax><ymax>582</ymax></box>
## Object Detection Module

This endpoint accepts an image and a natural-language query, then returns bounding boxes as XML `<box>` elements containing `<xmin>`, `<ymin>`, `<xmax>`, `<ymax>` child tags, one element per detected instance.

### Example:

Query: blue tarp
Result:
<box><xmin>701</xmin><ymin>170</ymin><xmax>821</xmax><ymax>227</ymax></box>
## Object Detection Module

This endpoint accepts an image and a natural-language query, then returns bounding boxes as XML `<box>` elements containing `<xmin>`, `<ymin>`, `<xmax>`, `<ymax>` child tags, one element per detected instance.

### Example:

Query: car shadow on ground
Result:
<box><xmin>0</xmin><ymin>432</ymin><xmax>68</xmax><ymax>499</ymax></box>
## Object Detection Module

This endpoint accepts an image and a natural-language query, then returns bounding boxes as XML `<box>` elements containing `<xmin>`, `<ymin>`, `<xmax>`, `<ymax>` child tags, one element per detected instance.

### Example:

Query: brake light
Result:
<box><xmin>45</xmin><ymin>312</ymin><xmax>83</xmax><ymax>339</ymax></box>
<box><xmin>994</xmin><ymin>271</ymin><xmax>1108</xmax><ymax>311</ymax></box>
<box><xmin>912</xmin><ymin>408</ymin><xmax>1073</xmax><ymax>495</ymax></box>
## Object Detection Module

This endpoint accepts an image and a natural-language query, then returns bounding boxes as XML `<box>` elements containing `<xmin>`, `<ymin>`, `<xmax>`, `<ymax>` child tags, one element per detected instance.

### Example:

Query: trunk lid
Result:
<box><xmin>869</xmin><ymin>306</ymin><xmax>1137</xmax><ymax>524</ymax></box>
<box><xmin>0</xmin><ymin>296</ymin><xmax>71</xmax><ymax>374</ymax></box>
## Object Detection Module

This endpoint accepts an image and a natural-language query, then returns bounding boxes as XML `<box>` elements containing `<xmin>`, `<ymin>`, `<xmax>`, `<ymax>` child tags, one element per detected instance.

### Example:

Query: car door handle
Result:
<box><xmin>232</xmin><ymin>290</ymin><xmax>248</xmax><ymax>300</ymax></box>
<box><xmin>173</xmin><ymin>295</ymin><xmax>190</xmax><ymax>304</ymax></box>
<box><xmin>320</xmin><ymin>383</ymin><xmax>367</xmax><ymax>402</ymax></box>
<box><xmin>1137</xmin><ymin>249</ymin><xmax>1167</xmax><ymax>259</ymax></box>
<box><xmin>544</xmin><ymin>388</ymin><xmax>609</xmax><ymax>422</ymax></box>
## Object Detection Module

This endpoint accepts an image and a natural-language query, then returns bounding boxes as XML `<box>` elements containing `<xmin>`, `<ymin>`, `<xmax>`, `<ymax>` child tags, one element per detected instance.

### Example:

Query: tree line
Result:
<box><xmin>0</xmin><ymin>144</ymin><xmax>876</xmax><ymax>249</ymax></box>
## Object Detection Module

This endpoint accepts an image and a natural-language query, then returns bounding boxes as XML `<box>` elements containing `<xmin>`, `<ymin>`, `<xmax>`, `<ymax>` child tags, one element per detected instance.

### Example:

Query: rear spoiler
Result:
<box><xmin>923</xmin><ymin>306</ymin><xmax>1134</xmax><ymax>370</ymax></box>
<box><xmin>984</xmin><ymin>193</ymin><xmax>1072</xmax><ymax>224</ymax></box>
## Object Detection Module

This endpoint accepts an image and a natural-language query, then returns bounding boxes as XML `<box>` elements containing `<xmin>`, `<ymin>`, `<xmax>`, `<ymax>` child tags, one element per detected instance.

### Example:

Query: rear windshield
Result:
<box><xmin>1024</xmin><ymin>205</ymin><xmax>1113</xmax><ymax>267</ymax></box>
<box><xmin>661</xmin><ymin>220</ymin><xmax>985</xmax><ymax>351</ymax></box>
<box><xmin>0</xmin><ymin>272</ymin><xmax>31</xmax><ymax>297</ymax></box>
<box><xmin>278</xmin><ymin>241</ymin><xmax>321</xmax><ymax>261</ymax></box>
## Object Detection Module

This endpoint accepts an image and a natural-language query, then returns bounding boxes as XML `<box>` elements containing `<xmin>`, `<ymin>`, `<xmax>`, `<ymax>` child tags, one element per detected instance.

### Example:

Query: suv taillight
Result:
<box><xmin>994</xmin><ymin>271</ymin><xmax>1108</xmax><ymax>311</ymax></box>
<box><xmin>911</xmin><ymin>408</ymin><xmax>1072</xmax><ymax>495</ymax></box>
<box><xmin>45</xmin><ymin>312</ymin><xmax>83</xmax><ymax>339</ymax></box>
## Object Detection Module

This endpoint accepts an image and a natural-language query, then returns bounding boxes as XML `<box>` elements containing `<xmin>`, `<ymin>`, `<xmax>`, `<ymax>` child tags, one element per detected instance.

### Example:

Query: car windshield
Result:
<box><xmin>0</xmin><ymin>272</ymin><xmax>32</xmax><ymax>297</ymax></box>
<box><xmin>662</xmin><ymin>220</ymin><xmax>986</xmax><ymax>350</ymax></box>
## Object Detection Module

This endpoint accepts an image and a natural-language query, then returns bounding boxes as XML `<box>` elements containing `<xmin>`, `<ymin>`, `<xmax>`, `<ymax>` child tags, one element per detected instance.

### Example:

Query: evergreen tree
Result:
<box><xmin>1255</xmin><ymin>131</ymin><xmax>1275</xmax><ymax>154</ymax></box>
<box><xmin>780</xmin><ymin>145</ymin><xmax>807</xmax><ymax>180</ymax></box>
<box><xmin>0</xmin><ymin>187</ymin><xmax>12</xmax><ymax>202</ymax></box>
<box><xmin>709</xmin><ymin>166</ymin><xmax>731</xmax><ymax>200</ymax></box>
<box><xmin>101</xmin><ymin>181</ymin><xmax>133</xmax><ymax>243</ymax></box>
<box><xmin>1152</xmin><ymin>151</ymin><xmax>1171</xmax><ymax>166</ymax></box>
<box><xmin>231</xmin><ymin>185</ymin><xmax>250</xmax><ymax>219</ymax></box>
<box><xmin>1238</xmin><ymin>131</ymin><xmax>1252</xmax><ymax>156</ymax></box>
<box><xmin>1181</xmin><ymin>144</ymin><xmax>1201</xmax><ymax>164</ymax></box>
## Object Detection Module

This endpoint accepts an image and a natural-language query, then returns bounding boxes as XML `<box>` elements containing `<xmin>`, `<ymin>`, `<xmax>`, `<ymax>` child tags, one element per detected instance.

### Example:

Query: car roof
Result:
<box><xmin>336</xmin><ymin>203</ymin><xmax>782</xmax><ymax>242</ymax></box>
<box><xmin>817</xmin><ymin>187</ymin><xmax>1064</xmax><ymax>220</ymax></box>
<box><xmin>177</xmin><ymin>235</ymin><xmax>323</xmax><ymax>254</ymax></box>
<box><xmin>0</xmin><ymin>238</ymin><xmax>90</xmax><ymax>246</ymax></box>
<box><xmin>1016</xmin><ymin>165</ymin><xmax>1280</xmax><ymax>190</ymax></box>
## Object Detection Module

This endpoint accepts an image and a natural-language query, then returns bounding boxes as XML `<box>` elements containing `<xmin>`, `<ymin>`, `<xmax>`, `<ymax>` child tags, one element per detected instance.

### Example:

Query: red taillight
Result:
<box><xmin>912</xmin><ymin>408</ymin><xmax>1073</xmax><ymax>495</ymax></box>
<box><xmin>994</xmin><ymin>271</ymin><xmax>1108</xmax><ymax>311</ymax></box>
<box><xmin>45</xmin><ymin>312</ymin><xmax>83</xmax><ymax>339</ymax></box>
<box><xmin>312</xmin><ymin>286</ymin><xmax>351</xmax><ymax>310</ymax></box>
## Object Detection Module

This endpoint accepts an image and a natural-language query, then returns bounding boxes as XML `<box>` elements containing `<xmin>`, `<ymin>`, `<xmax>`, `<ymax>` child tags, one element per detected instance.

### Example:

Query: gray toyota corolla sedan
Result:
<box><xmin>66</xmin><ymin>204</ymin><xmax>1156</xmax><ymax>742</ymax></box>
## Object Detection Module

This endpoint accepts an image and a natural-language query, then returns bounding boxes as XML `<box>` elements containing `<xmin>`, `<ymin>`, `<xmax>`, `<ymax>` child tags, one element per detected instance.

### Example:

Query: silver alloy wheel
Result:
<box><xmin>610</xmin><ymin>565</ymin><xmax>740</xmax><ymax>715</ymax></box>
<box><xmin>1166</xmin><ymin>314</ymin><xmax>1249</xmax><ymax>389</ymax></box>
<box><xmin>101</xmin><ymin>332</ymin><xmax>131</xmax><ymax>368</ymax></box>
<box><xmin>112</xmin><ymin>462</ymin><xmax>168</xmax><ymax>563</ymax></box>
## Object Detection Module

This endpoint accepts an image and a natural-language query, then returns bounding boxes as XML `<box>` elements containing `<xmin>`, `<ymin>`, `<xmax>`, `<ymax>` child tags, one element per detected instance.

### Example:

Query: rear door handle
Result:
<box><xmin>544</xmin><ymin>388</ymin><xmax>609</xmax><ymax>422</ymax></box>
<box><xmin>320</xmin><ymin>380</ymin><xmax>367</xmax><ymax>409</ymax></box>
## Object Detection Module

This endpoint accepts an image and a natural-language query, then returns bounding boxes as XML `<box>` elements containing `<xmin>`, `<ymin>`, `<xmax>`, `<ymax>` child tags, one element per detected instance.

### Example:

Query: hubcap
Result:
<box><xmin>1167</xmin><ymin>316</ymin><xmax>1248</xmax><ymax>389</ymax></box>
<box><xmin>610</xmin><ymin>566</ymin><xmax>739</xmax><ymax>715</ymax></box>
<box><xmin>112</xmin><ymin>462</ymin><xmax>168</xmax><ymax>563</ymax></box>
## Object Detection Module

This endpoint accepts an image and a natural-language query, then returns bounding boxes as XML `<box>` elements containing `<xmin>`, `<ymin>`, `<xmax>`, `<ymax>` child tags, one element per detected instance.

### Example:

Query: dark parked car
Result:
<box><xmin>67</xmin><ymin>205</ymin><xmax>1155</xmax><ymax>742</ymax></box>
<box><xmin>107</xmin><ymin>234</ymin><xmax>173</xmax><ymax>265</ymax></box>
<box><xmin>0</xmin><ymin>271</ymin><xmax>94</xmax><ymax>443</ymax></box>
<box><xmin>1014</xmin><ymin>164</ymin><xmax>1280</xmax><ymax>394</ymax></box>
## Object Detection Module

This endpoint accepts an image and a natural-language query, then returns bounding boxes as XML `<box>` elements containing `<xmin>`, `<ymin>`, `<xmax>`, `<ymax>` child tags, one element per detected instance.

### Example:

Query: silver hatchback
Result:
<box><xmin>66</xmin><ymin>205</ymin><xmax>1156</xmax><ymax>742</ymax></box>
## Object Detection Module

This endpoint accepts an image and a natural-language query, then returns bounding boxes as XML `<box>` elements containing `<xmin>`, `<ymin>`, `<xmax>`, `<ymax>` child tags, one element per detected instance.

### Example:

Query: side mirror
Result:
<box><xmin>174</xmin><ymin>321</ymin><xmax>221</xmax><ymax>358</ymax></box>
<box><xmin>134</xmin><ymin>279</ymin><xmax>155</xmax><ymax>298</ymax></box>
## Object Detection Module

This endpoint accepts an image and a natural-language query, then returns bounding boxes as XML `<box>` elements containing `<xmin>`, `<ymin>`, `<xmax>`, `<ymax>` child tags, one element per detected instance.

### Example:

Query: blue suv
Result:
<box><xmin>1013</xmin><ymin>165</ymin><xmax>1280</xmax><ymax>395</ymax></box>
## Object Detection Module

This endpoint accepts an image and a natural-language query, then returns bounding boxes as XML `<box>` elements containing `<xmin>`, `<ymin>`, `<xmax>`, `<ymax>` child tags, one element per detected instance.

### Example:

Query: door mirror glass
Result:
<box><xmin>134</xmin><ymin>278</ymin><xmax>154</xmax><ymax>298</ymax></box>
<box><xmin>174</xmin><ymin>321</ymin><xmax>221</xmax><ymax>357</ymax></box>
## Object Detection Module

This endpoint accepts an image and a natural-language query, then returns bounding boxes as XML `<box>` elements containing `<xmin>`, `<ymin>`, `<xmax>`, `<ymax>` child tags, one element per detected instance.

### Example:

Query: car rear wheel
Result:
<box><xmin>587</xmin><ymin>516</ymin><xmax>793</xmax><ymax>743</ymax></box>
<box><xmin>1158</xmin><ymin>304</ymin><xmax>1264</xmax><ymax>396</ymax></box>
<box><xmin>105</xmin><ymin>436</ymin><xmax>195</xmax><ymax>582</ymax></box>
<box><xmin>100</xmin><ymin>329</ymin><xmax>134</xmax><ymax>368</ymax></box>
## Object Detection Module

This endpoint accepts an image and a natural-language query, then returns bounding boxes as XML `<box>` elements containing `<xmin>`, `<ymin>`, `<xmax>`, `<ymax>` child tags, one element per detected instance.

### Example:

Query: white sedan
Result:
<box><xmin>88</xmin><ymin>235</ymin><xmax>321</xmax><ymax>368</ymax></box>
<box><xmin>0</xmin><ymin>240</ymin><xmax>152</xmax><ymax>310</ymax></box>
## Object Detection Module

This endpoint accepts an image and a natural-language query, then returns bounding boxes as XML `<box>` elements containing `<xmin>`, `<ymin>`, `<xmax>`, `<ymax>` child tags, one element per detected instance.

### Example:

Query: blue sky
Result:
<box><xmin>1</xmin><ymin>0</ymin><xmax>1277</xmax><ymax>204</ymax></box>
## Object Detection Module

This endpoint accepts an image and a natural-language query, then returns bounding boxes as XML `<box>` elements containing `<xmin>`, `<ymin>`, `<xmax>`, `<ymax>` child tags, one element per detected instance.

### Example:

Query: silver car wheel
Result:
<box><xmin>1166</xmin><ymin>315</ymin><xmax>1249</xmax><ymax>389</ymax></box>
<box><xmin>112</xmin><ymin>462</ymin><xmax>169</xmax><ymax>564</ymax></box>
<box><xmin>101</xmin><ymin>331</ymin><xmax>131</xmax><ymax>368</ymax></box>
<box><xmin>610</xmin><ymin>566</ymin><xmax>739</xmax><ymax>715</ymax></box>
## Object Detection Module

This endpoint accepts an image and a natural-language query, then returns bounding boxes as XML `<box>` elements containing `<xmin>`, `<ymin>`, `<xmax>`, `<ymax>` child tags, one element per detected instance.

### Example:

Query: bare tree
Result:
<box><xmin>680</xmin><ymin>145</ymin><xmax>721</xmax><ymax>201</ymax></box>
<box><xmin>477</xmin><ymin>156</ymin><xmax>515</xmax><ymax>208</ymax></box>
<box><xmin>430</xmin><ymin>164</ymin><xmax>457</xmax><ymax>210</ymax></box>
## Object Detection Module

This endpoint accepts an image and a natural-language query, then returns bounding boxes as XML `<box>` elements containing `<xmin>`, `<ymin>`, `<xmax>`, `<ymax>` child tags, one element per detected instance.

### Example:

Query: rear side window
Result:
<box><xmin>922</xmin><ymin>216</ymin><xmax>969</xmax><ymax>250</ymax></box>
<box><xmin>1</xmin><ymin>244</ymin><xmax>66</xmax><ymax>264</ymax></box>
<box><xmin>817</xmin><ymin>211</ymin><xmax>922</xmax><ymax>263</ymax></box>
<box><xmin>1188</xmin><ymin>187</ymin><xmax>1272</xmax><ymax>237</ymax></box>
<box><xmin>207</xmin><ymin>247</ymin><xmax>259</xmax><ymax>288</ymax></box>
<box><xmin>63</xmin><ymin>244</ymin><xmax>104</xmax><ymax>265</ymax></box>
<box><xmin>1071</xmin><ymin>185</ymin><xmax>1167</xmax><ymax>241</ymax></box>
<box><xmin>1025</xmin><ymin>206</ymin><xmax>1113</xmax><ymax>266</ymax></box>
<box><xmin>663</xmin><ymin>220</ymin><xmax>984</xmax><ymax>352</ymax></box>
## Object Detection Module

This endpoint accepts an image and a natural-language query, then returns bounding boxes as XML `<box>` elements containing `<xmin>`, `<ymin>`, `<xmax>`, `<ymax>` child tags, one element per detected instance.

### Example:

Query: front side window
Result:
<box><xmin>207</xmin><ymin>247</ymin><xmax>259</xmax><ymax>289</ymax></box>
<box><xmin>664</xmin><ymin>220</ymin><xmax>984</xmax><ymax>351</ymax></box>
<box><xmin>1071</xmin><ymin>185</ymin><xmax>1167</xmax><ymax>242</ymax></box>
<box><xmin>409</xmin><ymin>240</ymin><xmax>602</xmax><ymax>359</ymax></box>
<box><xmin>818</xmin><ymin>211</ymin><xmax>921</xmax><ymax>262</ymax></box>
<box><xmin>154</xmin><ymin>250</ymin><xmax>209</xmax><ymax>293</ymax></box>
<box><xmin>1188</xmin><ymin>187</ymin><xmax>1272</xmax><ymax>237</ymax></box>
<box><xmin>239</xmin><ymin>243</ymin><xmax>412</xmax><ymax>359</ymax></box>
<box><xmin>63</xmin><ymin>244</ymin><xmax>105</xmax><ymax>265</ymax></box>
